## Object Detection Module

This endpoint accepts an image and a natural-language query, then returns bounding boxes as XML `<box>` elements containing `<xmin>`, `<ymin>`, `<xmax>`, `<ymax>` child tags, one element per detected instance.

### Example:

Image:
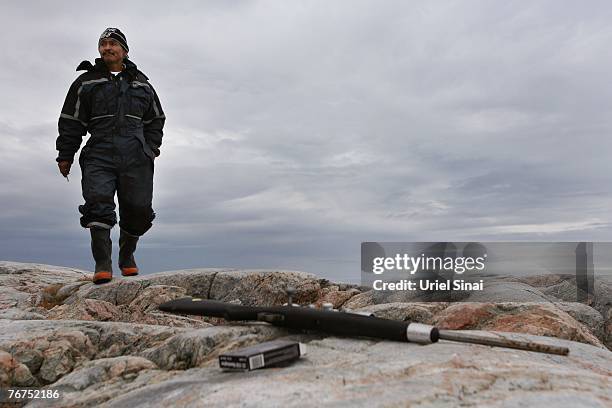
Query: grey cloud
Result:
<box><xmin>2</xmin><ymin>1</ymin><xmax>612</xmax><ymax>282</ymax></box>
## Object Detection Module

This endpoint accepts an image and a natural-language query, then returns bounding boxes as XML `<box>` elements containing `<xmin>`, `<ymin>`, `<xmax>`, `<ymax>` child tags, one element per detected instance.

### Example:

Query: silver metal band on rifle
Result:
<box><xmin>406</xmin><ymin>323</ymin><xmax>437</xmax><ymax>344</ymax></box>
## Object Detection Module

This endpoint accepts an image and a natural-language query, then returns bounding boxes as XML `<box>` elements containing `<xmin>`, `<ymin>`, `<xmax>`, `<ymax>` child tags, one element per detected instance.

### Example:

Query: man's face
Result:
<box><xmin>98</xmin><ymin>38</ymin><xmax>127</xmax><ymax>65</ymax></box>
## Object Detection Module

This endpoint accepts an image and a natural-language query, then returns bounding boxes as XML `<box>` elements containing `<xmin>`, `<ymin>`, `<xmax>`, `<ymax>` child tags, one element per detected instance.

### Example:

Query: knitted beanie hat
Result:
<box><xmin>99</xmin><ymin>28</ymin><xmax>129</xmax><ymax>52</ymax></box>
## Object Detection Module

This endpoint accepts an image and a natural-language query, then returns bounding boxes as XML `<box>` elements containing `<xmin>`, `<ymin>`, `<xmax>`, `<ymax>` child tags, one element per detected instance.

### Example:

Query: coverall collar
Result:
<box><xmin>76</xmin><ymin>58</ymin><xmax>143</xmax><ymax>80</ymax></box>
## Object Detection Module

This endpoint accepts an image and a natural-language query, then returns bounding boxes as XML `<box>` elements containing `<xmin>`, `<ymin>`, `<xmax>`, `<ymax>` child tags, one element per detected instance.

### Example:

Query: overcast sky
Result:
<box><xmin>2</xmin><ymin>0</ymin><xmax>612</xmax><ymax>283</ymax></box>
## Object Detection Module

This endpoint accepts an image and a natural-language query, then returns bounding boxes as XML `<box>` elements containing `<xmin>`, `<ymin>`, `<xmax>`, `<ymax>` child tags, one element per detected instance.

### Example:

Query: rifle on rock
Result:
<box><xmin>158</xmin><ymin>295</ymin><xmax>569</xmax><ymax>356</ymax></box>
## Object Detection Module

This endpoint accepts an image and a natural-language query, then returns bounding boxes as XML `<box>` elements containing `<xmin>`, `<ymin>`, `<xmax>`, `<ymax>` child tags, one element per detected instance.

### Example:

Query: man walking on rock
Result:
<box><xmin>56</xmin><ymin>28</ymin><xmax>166</xmax><ymax>284</ymax></box>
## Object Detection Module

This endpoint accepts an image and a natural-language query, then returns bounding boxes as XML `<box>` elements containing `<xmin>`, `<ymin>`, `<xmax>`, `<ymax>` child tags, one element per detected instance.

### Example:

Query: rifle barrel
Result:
<box><xmin>438</xmin><ymin>330</ymin><xmax>569</xmax><ymax>355</ymax></box>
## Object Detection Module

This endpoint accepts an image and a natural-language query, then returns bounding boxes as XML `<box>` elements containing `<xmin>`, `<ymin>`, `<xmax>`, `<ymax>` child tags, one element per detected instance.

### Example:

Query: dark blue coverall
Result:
<box><xmin>56</xmin><ymin>58</ymin><xmax>165</xmax><ymax>236</ymax></box>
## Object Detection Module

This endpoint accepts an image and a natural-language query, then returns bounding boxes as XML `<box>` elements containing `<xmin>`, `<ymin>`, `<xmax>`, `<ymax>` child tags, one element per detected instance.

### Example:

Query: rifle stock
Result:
<box><xmin>159</xmin><ymin>297</ymin><xmax>438</xmax><ymax>344</ymax></box>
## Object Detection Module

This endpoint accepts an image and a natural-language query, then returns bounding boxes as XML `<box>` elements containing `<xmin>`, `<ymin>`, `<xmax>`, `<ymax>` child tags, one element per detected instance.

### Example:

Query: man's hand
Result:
<box><xmin>58</xmin><ymin>160</ymin><xmax>72</xmax><ymax>178</ymax></box>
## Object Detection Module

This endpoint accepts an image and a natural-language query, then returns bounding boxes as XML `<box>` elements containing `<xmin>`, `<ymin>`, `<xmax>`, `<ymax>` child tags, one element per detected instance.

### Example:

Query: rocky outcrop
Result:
<box><xmin>46</xmin><ymin>285</ymin><xmax>211</xmax><ymax>328</ymax></box>
<box><xmin>432</xmin><ymin>302</ymin><xmax>603</xmax><ymax>347</ymax></box>
<box><xmin>0</xmin><ymin>261</ymin><xmax>611</xmax><ymax>407</ymax></box>
<box><xmin>0</xmin><ymin>350</ymin><xmax>37</xmax><ymax>387</ymax></box>
<box><xmin>0</xmin><ymin>261</ymin><xmax>89</xmax><ymax>310</ymax></box>
<box><xmin>24</xmin><ymin>334</ymin><xmax>612</xmax><ymax>408</ymax></box>
<box><xmin>0</xmin><ymin>319</ymin><xmax>183</xmax><ymax>386</ymax></box>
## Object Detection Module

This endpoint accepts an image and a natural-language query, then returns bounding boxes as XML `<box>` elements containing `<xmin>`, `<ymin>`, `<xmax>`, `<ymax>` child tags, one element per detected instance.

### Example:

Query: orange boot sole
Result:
<box><xmin>93</xmin><ymin>271</ymin><xmax>112</xmax><ymax>284</ymax></box>
<box><xmin>121</xmin><ymin>267</ymin><xmax>139</xmax><ymax>277</ymax></box>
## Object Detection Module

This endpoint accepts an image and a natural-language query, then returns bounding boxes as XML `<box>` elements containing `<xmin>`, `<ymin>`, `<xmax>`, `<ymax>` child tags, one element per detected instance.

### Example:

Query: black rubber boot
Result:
<box><xmin>119</xmin><ymin>229</ymin><xmax>139</xmax><ymax>276</ymax></box>
<box><xmin>90</xmin><ymin>227</ymin><xmax>113</xmax><ymax>284</ymax></box>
